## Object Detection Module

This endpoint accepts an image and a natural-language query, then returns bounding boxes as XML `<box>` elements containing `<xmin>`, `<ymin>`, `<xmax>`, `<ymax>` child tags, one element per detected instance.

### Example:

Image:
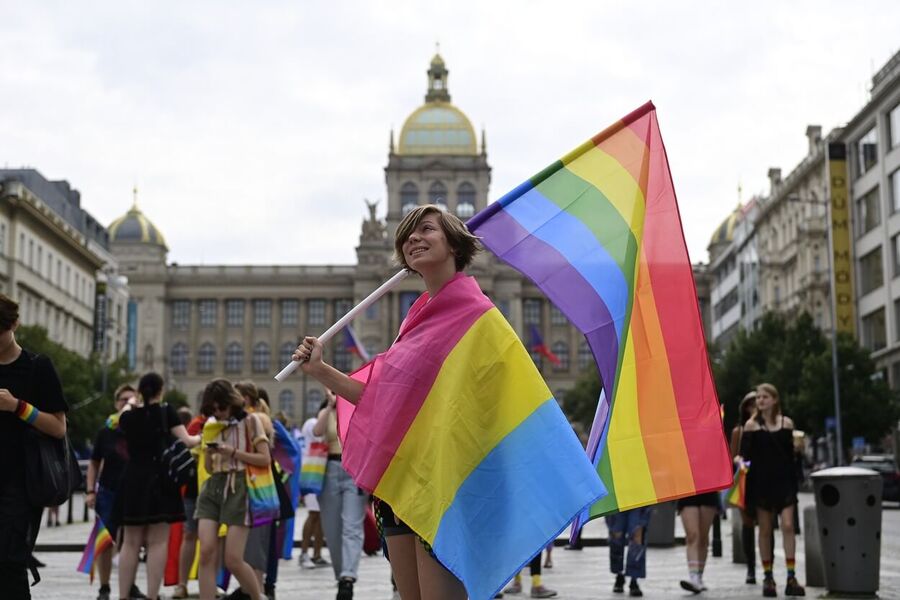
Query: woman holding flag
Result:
<box><xmin>293</xmin><ymin>204</ymin><xmax>604</xmax><ymax>600</ymax></box>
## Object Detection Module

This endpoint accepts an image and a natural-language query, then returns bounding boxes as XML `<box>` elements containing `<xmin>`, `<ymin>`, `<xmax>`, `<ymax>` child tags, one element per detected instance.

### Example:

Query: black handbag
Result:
<box><xmin>25</xmin><ymin>428</ymin><xmax>82</xmax><ymax>507</ymax></box>
<box><xmin>159</xmin><ymin>404</ymin><xmax>196</xmax><ymax>487</ymax></box>
<box><xmin>23</xmin><ymin>354</ymin><xmax>83</xmax><ymax>507</ymax></box>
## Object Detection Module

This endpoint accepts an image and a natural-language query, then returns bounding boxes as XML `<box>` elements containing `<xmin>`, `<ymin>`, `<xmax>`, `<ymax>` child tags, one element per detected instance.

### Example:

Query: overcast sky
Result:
<box><xmin>2</xmin><ymin>1</ymin><xmax>898</xmax><ymax>266</ymax></box>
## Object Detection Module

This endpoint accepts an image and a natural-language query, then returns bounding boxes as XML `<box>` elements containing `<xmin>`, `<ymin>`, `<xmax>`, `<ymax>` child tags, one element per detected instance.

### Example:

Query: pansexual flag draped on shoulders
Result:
<box><xmin>467</xmin><ymin>101</ymin><xmax>732</xmax><ymax>522</ymax></box>
<box><xmin>338</xmin><ymin>273</ymin><xmax>605</xmax><ymax>600</ymax></box>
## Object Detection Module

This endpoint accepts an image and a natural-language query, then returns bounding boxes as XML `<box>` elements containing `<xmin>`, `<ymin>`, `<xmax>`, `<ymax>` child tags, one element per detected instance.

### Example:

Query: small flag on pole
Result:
<box><xmin>77</xmin><ymin>518</ymin><xmax>114</xmax><ymax>581</ymax></box>
<box><xmin>343</xmin><ymin>324</ymin><xmax>371</xmax><ymax>362</ymax></box>
<box><xmin>528</xmin><ymin>324</ymin><xmax>561</xmax><ymax>366</ymax></box>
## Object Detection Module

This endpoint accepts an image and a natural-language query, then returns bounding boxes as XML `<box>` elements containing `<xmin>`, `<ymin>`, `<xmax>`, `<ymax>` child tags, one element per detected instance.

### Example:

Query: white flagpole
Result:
<box><xmin>274</xmin><ymin>269</ymin><xmax>411</xmax><ymax>381</ymax></box>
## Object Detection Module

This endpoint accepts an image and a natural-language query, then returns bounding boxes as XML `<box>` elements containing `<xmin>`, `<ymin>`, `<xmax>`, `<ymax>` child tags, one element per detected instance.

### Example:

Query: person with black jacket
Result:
<box><xmin>0</xmin><ymin>294</ymin><xmax>68</xmax><ymax>599</ymax></box>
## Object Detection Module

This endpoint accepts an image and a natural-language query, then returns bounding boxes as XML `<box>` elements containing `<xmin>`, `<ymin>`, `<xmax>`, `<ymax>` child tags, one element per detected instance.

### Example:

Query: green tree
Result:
<box><xmin>16</xmin><ymin>325</ymin><xmax>132</xmax><ymax>451</ymax></box>
<box><xmin>561</xmin><ymin>367</ymin><xmax>601</xmax><ymax>435</ymax></box>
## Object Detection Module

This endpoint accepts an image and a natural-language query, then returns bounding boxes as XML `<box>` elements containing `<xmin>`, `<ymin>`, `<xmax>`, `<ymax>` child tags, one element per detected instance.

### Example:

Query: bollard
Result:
<box><xmin>811</xmin><ymin>466</ymin><xmax>882</xmax><ymax>597</ymax></box>
<box><xmin>646</xmin><ymin>501</ymin><xmax>675</xmax><ymax>547</ymax></box>
<box><xmin>802</xmin><ymin>505</ymin><xmax>825</xmax><ymax>587</ymax></box>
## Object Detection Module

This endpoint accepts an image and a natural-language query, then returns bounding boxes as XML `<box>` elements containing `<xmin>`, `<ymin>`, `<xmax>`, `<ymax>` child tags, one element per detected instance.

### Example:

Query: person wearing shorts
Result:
<box><xmin>195</xmin><ymin>379</ymin><xmax>270</xmax><ymax>600</ymax></box>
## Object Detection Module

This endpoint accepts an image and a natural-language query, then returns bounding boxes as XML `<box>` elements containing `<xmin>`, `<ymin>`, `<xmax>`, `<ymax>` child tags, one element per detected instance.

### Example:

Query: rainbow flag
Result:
<box><xmin>467</xmin><ymin>102</ymin><xmax>732</xmax><ymax>522</ymax></box>
<box><xmin>339</xmin><ymin>273</ymin><xmax>605</xmax><ymax>600</ymax></box>
<box><xmin>726</xmin><ymin>461</ymin><xmax>749</xmax><ymax>509</ymax></box>
<box><xmin>77</xmin><ymin>518</ymin><xmax>114</xmax><ymax>581</ymax></box>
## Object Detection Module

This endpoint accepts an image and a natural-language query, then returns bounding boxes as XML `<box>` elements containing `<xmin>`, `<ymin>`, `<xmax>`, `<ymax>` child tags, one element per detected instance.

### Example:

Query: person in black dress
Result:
<box><xmin>731</xmin><ymin>391</ymin><xmax>759</xmax><ymax>584</ymax></box>
<box><xmin>740</xmin><ymin>383</ymin><xmax>805</xmax><ymax>597</ymax></box>
<box><xmin>0</xmin><ymin>294</ymin><xmax>68</xmax><ymax>600</ymax></box>
<box><xmin>116</xmin><ymin>373</ymin><xmax>199</xmax><ymax>600</ymax></box>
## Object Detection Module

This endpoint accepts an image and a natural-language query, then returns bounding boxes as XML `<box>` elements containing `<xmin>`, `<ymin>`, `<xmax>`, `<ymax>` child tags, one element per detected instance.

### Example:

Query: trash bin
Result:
<box><xmin>811</xmin><ymin>466</ymin><xmax>882</xmax><ymax>596</ymax></box>
<box><xmin>646</xmin><ymin>501</ymin><xmax>675</xmax><ymax>547</ymax></box>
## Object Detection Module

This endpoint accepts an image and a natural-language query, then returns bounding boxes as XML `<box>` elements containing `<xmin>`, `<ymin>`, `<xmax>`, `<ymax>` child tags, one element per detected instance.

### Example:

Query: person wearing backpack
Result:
<box><xmin>0</xmin><ymin>294</ymin><xmax>68</xmax><ymax>599</ymax></box>
<box><xmin>116</xmin><ymin>372</ymin><xmax>200</xmax><ymax>600</ymax></box>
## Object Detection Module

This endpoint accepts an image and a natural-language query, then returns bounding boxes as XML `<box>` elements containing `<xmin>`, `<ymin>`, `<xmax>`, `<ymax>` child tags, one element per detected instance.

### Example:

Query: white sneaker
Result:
<box><xmin>299</xmin><ymin>553</ymin><xmax>315</xmax><ymax>569</ymax></box>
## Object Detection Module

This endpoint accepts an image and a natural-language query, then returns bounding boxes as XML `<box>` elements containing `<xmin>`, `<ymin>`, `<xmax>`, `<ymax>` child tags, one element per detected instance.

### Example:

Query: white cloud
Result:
<box><xmin>2</xmin><ymin>1</ymin><xmax>898</xmax><ymax>265</ymax></box>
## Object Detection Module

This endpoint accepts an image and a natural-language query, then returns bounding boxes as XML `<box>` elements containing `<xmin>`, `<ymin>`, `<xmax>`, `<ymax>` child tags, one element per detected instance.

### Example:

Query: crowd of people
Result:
<box><xmin>0</xmin><ymin>205</ymin><xmax>811</xmax><ymax>600</ymax></box>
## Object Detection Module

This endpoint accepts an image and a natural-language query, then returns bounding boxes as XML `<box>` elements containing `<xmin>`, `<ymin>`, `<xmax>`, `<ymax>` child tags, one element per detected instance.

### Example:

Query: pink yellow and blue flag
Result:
<box><xmin>77</xmin><ymin>518</ymin><xmax>114</xmax><ymax>581</ymax></box>
<box><xmin>528</xmin><ymin>324</ymin><xmax>561</xmax><ymax>366</ymax></box>
<box><xmin>467</xmin><ymin>102</ymin><xmax>732</xmax><ymax>523</ymax></box>
<box><xmin>343</xmin><ymin>324</ymin><xmax>370</xmax><ymax>362</ymax></box>
<box><xmin>338</xmin><ymin>273</ymin><xmax>604</xmax><ymax>600</ymax></box>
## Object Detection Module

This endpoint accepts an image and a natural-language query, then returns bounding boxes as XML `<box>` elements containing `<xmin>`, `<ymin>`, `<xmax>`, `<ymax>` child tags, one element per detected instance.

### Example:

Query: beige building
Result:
<box><xmin>0</xmin><ymin>169</ymin><xmax>128</xmax><ymax>358</ymax></box>
<box><xmin>112</xmin><ymin>54</ymin><xmax>589</xmax><ymax>421</ymax></box>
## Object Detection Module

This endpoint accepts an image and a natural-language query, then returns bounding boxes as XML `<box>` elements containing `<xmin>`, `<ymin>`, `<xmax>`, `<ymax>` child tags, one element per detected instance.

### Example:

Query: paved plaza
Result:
<box><xmin>28</xmin><ymin>493</ymin><xmax>900</xmax><ymax>599</ymax></box>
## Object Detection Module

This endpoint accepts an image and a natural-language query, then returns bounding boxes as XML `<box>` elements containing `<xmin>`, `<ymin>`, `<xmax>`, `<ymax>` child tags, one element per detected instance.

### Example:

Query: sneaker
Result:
<box><xmin>762</xmin><ymin>577</ymin><xmax>777</xmax><ymax>597</ymax></box>
<box><xmin>530</xmin><ymin>585</ymin><xmax>557</xmax><ymax>598</ymax></box>
<box><xmin>680</xmin><ymin>579</ymin><xmax>703</xmax><ymax>594</ymax></box>
<box><xmin>503</xmin><ymin>581</ymin><xmax>523</xmax><ymax>594</ymax></box>
<box><xmin>223</xmin><ymin>588</ymin><xmax>251</xmax><ymax>600</ymax></box>
<box><xmin>746</xmin><ymin>571</ymin><xmax>757</xmax><ymax>585</ymax></box>
<box><xmin>299</xmin><ymin>553</ymin><xmax>315</xmax><ymax>569</ymax></box>
<box><xmin>97</xmin><ymin>585</ymin><xmax>111</xmax><ymax>600</ymax></box>
<box><xmin>130</xmin><ymin>584</ymin><xmax>149</xmax><ymax>599</ymax></box>
<box><xmin>784</xmin><ymin>577</ymin><xmax>805</xmax><ymax>597</ymax></box>
<box><xmin>312</xmin><ymin>556</ymin><xmax>331</xmax><ymax>567</ymax></box>
<box><xmin>336</xmin><ymin>578</ymin><xmax>354</xmax><ymax>600</ymax></box>
<box><xmin>171</xmin><ymin>583</ymin><xmax>189</xmax><ymax>599</ymax></box>
<box><xmin>613</xmin><ymin>573</ymin><xmax>626</xmax><ymax>593</ymax></box>
<box><xmin>629</xmin><ymin>579</ymin><xmax>643</xmax><ymax>597</ymax></box>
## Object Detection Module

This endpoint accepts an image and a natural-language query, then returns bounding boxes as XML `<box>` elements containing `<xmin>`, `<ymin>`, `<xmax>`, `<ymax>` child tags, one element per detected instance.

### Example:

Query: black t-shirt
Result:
<box><xmin>90</xmin><ymin>426</ymin><xmax>129</xmax><ymax>490</ymax></box>
<box><xmin>120</xmin><ymin>403</ymin><xmax>179</xmax><ymax>463</ymax></box>
<box><xmin>0</xmin><ymin>349</ymin><xmax>68</xmax><ymax>490</ymax></box>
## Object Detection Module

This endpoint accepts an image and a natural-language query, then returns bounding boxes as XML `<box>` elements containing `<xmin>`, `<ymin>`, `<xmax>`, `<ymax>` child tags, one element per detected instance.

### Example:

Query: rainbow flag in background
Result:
<box><xmin>77</xmin><ymin>518</ymin><xmax>114</xmax><ymax>581</ymax></box>
<box><xmin>467</xmin><ymin>101</ymin><xmax>732</xmax><ymax>523</ymax></box>
<box><xmin>339</xmin><ymin>273</ymin><xmax>605</xmax><ymax>600</ymax></box>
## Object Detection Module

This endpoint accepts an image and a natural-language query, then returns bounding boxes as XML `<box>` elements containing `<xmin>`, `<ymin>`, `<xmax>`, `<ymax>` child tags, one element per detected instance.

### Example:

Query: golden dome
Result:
<box><xmin>109</xmin><ymin>198</ymin><xmax>167</xmax><ymax>249</ymax></box>
<box><xmin>398</xmin><ymin>102</ymin><xmax>478</xmax><ymax>155</ymax></box>
<box><xmin>709</xmin><ymin>206</ymin><xmax>743</xmax><ymax>247</ymax></box>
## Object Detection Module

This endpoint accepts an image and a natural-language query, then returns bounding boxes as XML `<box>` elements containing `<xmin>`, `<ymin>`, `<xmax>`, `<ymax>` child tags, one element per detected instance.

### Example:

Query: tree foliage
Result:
<box><xmin>16</xmin><ymin>325</ymin><xmax>132</xmax><ymax>452</ymax></box>
<box><xmin>713</xmin><ymin>312</ymin><xmax>899</xmax><ymax>451</ymax></box>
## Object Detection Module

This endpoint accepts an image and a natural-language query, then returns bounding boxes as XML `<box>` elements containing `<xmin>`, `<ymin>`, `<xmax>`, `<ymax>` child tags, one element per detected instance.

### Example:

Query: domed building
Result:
<box><xmin>112</xmin><ymin>54</ymin><xmax>586</xmax><ymax>419</ymax></box>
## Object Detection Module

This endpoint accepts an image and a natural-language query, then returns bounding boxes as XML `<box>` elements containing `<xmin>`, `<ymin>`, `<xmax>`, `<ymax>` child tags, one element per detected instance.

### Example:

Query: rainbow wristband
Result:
<box><xmin>15</xmin><ymin>399</ymin><xmax>39</xmax><ymax>425</ymax></box>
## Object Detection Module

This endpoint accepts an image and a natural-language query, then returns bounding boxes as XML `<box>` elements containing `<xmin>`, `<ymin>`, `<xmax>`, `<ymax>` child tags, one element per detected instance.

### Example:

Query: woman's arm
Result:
<box><xmin>294</xmin><ymin>337</ymin><xmax>365</xmax><ymax>404</ymax></box>
<box><xmin>0</xmin><ymin>389</ymin><xmax>66</xmax><ymax>438</ymax></box>
<box><xmin>312</xmin><ymin>406</ymin><xmax>331</xmax><ymax>438</ymax></box>
<box><xmin>85</xmin><ymin>459</ymin><xmax>102</xmax><ymax>507</ymax></box>
<box><xmin>730</xmin><ymin>426</ymin><xmax>742</xmax><ymax>460</ymax></box>
<box><xmin>217</xmin><ymin>414</ymin><xmax>271</xmax><ymax>467</ymax></box>
<box><xmin>170</xmin><ymin>424</ymin><xmax>201</xmax><ymax>448</ymax></box>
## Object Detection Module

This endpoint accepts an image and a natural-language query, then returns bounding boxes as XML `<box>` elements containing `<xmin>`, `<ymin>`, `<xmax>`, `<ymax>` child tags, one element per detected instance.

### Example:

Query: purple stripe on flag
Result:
<box><xmin>475</xmin><ymin>208</ymin><xmax>620</xmax><ymax>400</ymax></box>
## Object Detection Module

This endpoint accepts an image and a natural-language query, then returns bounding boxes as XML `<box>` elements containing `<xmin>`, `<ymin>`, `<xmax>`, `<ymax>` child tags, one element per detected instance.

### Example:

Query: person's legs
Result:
<box><xmin>338</xmin><ymin>477</ymin><xmax>366</xmax><ymax>580</ymax></box>
<box><xmin>223</xmin><ymin>525</ymin><xmax>262</xmax><ymax>600</ymax></box>
<box><xmin>696</xmin><ymin>506</ymin><xmax>717</xmax><ymax>585</ymax></box>
<box><xmin>177</xmin><ymin>529</ymin><xmax>197</xmax><ymax>590</ymax></box>
<box><xmin>779</xmin><ymin>504</ymin><xmax>804</xmax><ymax>595</ymax></box>
<box><xmin>679</xmin><ymin>507</ymin><xmax>703</xmax><ymax>592</ymax></box>
<box><xmin>118</xmin><ymin>525</ymin><xmax>144</xmax><ymax>600</ymax></box>
<box><xmin>0</xmin><ymin>561</ymin><xmax>31</xmax><ymax>600</ymax></box>
<box><xmin>318</xmin><ymin>463</ymin><xmax>344</xmax><ymax>579</ymax></box>
<box><xmin>624</xmin><ymin>508</ymin><xmax>650</xmax><ymax>580</ymax></box>
<box><xmin>97</xmin><ymin>544</ymin><xmax>114</xmax><ymax>590</ymax></box>
<box><xmin>144</xmin><ymin>522</ymin><xmax>170</xmax><ymax>599</ymax></box>
<box><xmin>740</xmin><ymin>508</ymin><xmax>756</xmax><ymax>582</ymax></box>
<box><xmin>606</xmin><ymin>514</ymin><xmax>626</xmax><ymax>576</ymax></box>
<box><xmin>385</xmin><ymin>535</ymin><xmax>421</xmax><ymax>600</ymax></box>
<box><xmin>313</xmin><ymin>513</ymin><xmax>325</xmax><ymax>560</ymax></box>
<box><xmin>757</xmin><ymin>509</ymin><xmax>774</xmax><ymax>576</ymax></box>
<box><xmin>414</xmin><ymin>542</ymin><xmax>467</xmax><ymax>600</ymax></box>
<box><xmin>197</xmin><ymin>519</ymin><xmax>221</xmax><ymax>600</ymax></box>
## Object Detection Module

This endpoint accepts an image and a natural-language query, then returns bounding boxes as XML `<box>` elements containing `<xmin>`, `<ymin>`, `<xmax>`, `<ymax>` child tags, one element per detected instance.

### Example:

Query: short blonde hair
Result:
<box><xmin>393</xmin><ymin>205</ymin><xmax>480</xmax><ymax>272</ymax></box>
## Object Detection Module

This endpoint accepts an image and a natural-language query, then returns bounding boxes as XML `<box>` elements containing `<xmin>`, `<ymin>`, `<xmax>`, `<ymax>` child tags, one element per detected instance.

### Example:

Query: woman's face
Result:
<box><xmin>402</xmin><ymin>214</ymin><xmax>455</xmax><ymax>274</ymax></box>
<box><xmin>115</xmin><ymin>390</ymin><xmax>135</xmax><ymax>411</ymax></box>
<box><xmin>213</xmin><ymin>404</ymin><xmax>230</xmax><ymax>421</ymax></box>
<box><xmin>756</xmin><ymin>388</ymin><xmax>777</xmax><ymax>413</ymax></box>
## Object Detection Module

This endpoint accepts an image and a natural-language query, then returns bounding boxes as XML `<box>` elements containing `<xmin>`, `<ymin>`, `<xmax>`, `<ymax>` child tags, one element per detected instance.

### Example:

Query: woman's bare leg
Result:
<box><xmin>415</xmin><ymin>542</ymin><xmax>466</xmax><ymax>600</ymax></box>
<box><xmin>385</xmin><ymin>534</ymin><xmax>421</xmax><ymax>600</ymax></box>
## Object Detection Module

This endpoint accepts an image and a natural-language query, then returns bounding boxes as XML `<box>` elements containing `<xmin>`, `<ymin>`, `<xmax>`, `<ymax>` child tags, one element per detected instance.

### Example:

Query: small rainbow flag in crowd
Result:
<box><xmin>467</xmin><ymin>101</ymin><xmax>732</xmax><ymax>523</ymax></box>
<box><xmin>726</xmin><ymin>460</ymin><xmax>749</xmax><ymax>509</ymax></box>
<box><xmin>339</xmin><ymin>274</ymin><xmax>604</xmax><ymax>600</ymax></box>
<box><xmin>77</xmin><ymin>518</ymin><xmax>114</xmax><ymax>581</ymax></box>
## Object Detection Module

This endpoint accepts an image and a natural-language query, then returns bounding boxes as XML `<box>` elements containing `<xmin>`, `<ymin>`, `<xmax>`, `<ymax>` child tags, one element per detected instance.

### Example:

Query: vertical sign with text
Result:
<box><xmin>93</xmin><ymin>280</ymin><xmax>108</xmax><ymax>354</ymax></box>
<box><xmin>127</xmin><ymin>300</ymin><xmax>137</xmax><ymax>371</ymax></box>
<box><xmin>827</xmin><ymin>143</ymin><xmax>856</xmax><ymax>337</ymax></box>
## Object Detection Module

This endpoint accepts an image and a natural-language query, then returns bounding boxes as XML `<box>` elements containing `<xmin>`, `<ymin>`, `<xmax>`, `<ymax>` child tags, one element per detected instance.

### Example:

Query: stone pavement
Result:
<box><xmin>28</xmin><ymin>493</ymin><xmax>900</xmax><ymax>599</ymax></box>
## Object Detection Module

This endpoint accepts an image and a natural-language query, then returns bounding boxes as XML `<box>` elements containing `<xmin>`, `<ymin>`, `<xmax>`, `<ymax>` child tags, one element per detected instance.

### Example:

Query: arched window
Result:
<box><xmin>401</xmin><ymin>182</ymin><xmax>419</xmax><ymax>215</ymax></box>
<box><xmin>225</xmin><ymin>342</ymin><xmax>243</xmax><ymax>374</ymax></box>
<box><xmin>578</xmin><ymin>340</ymin><xmax>593</xmax><ymax>371</ymax></box>
<box><xmin>197</xmin><ymin>342</ymin><xmax>216</xmax><ymax>374</ymax></box>
<box><xmin>551</xmin><ymin>341</ymin><xmax>569</xmax><ymax>371</ymax></box>
<box><xmin>280</xmin><ymin>342</ymin><xmax>295</xmax><ymax>368</ymax></box>
<box><xmin>143</xmin><ymin>344</ymin><xmax>154</xmax><ymax>369</ymax></box>
<box><xmin>306</xmin><ymin>389</ymin><xmax>324</xmax><ymax>419</ymax></box>
<box><xmin>170</xmin><ymin>343</ymin><xmax>188</xmax><ymax>375</ymax></box>
<box><xmin>279</xmin><ymin>389</ymin><xmax>295</xmax><ymax>418</ymax></box>
<box><xmin>456</xmin><ymin>182</ymin><xmax>476</xmax><ymax>218</ymax></box>
<box><xmin>429</xmin><ymin>181</ymin><xmax>447</xmax><ymax>209</ymax></box>
<box><xmin>252</xmin><ymin>342</ymin><xmax>270</xmax><ymax>373</ymax></box>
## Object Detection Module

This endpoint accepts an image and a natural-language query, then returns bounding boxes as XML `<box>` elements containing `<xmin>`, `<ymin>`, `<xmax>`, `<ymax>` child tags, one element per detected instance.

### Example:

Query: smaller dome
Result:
<box><xmin>109</xmin><ymin>204</ymin><xmax>167</xmax><ymax>248</ymax></box>
<box><xmin>709</xmin><ymin>206</ymin><xmax>742</xmax><ymax>247</ymax></box>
